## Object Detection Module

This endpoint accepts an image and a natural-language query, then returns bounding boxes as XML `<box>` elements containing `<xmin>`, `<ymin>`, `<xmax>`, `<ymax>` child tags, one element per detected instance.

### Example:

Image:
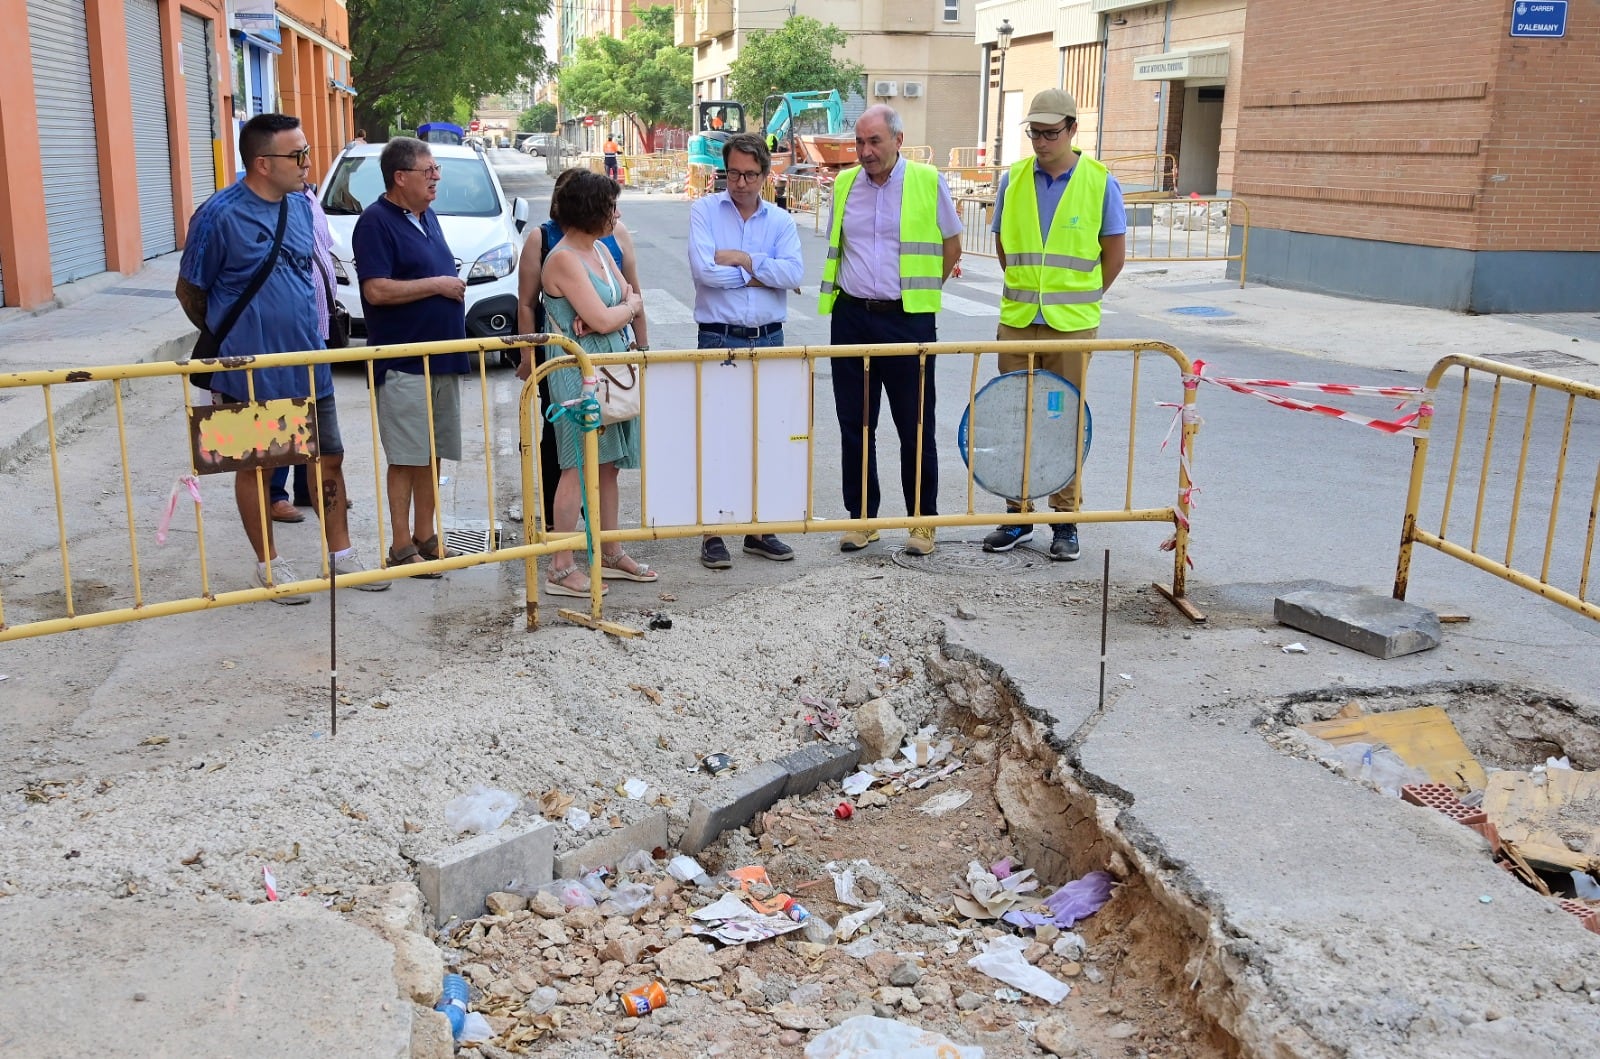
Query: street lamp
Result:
<box><xmin>992</xmin><ymin>19</ymin><xmax>1014</xmax><ymax>167</ymax></box>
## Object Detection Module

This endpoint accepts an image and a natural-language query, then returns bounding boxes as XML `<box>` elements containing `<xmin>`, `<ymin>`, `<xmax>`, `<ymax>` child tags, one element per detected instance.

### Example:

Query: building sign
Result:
<box><xmin>230</xmin><ymin>0</ymin><xmax>277</xmax><ymax>33</ymax></box>
<box><xmin>1132</xmin><ymin>45</ymin><xmax>1231</xmax><ymax>82</ymax></box>
<box><xmin>1135</xmin><ymin>56</ymin><xmax>1191</xmax><ymax>79</ymax></box>
<box><xmin>1510</xmin><ymin>1</ymin><xmax>1567</xmax><ymax>37</ymax></box>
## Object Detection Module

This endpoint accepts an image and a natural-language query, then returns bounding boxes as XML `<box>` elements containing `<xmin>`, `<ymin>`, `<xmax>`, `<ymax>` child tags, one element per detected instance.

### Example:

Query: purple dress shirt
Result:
<box><xmin>835</xmin><ymin>157</ymin><xmax>963</xmax><ymax>301</ymax></box>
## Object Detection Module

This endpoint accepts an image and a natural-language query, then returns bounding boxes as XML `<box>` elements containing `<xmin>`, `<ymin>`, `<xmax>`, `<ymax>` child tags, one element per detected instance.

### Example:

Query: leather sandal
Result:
<box><xmin>413</xmin><ymin>534</ymin><xmax>460</xmax><ymax>562</ymax></box>
<box><xmin>545</xmin><ymin>564</ymin><xmax>606</xmax><ymax>597</ymax></box>
<box><xmin>600</xmin><ymin>551</ymin><xmax>659</xmax><ymax>582</ymax></box>
<box><xmin>386</xmin><ymin>543</ymin><xmax>442</xmax><ymax>580</ymax></box>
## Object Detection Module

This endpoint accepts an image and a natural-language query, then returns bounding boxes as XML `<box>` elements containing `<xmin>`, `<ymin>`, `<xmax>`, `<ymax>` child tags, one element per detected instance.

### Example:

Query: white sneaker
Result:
<box><xmin>253</xmin><ymin>557</ymin><xmax>311</xmax><ymax>605</ymax></box>
<box><xmin>331</xmin><ymin>551</ymin><xmax>390</xmax><ymax>591</ymax></box>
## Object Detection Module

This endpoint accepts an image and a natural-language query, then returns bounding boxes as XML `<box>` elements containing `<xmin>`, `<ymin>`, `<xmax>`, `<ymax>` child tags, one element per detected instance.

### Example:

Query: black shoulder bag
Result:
<box><xmin>314</xmin><ymin>252</ymin><xmax>351</xmax><ymax>349</ymax></box>
<box><xmin>189</xmin><ymin>197</ymin><xmax>289</xmax><ymax>389</ymax></box>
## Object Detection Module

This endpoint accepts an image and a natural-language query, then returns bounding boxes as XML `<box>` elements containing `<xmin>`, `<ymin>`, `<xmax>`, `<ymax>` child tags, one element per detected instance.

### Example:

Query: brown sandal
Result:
<box><xmin>413</xmin><ymin>534</ymin><xmax>460</xmax><ymax>562</ymax></box>
<box><xmin>386</xmin><ymin>543</ymin><xmax>442</xmax><ymax>579</ymax></box>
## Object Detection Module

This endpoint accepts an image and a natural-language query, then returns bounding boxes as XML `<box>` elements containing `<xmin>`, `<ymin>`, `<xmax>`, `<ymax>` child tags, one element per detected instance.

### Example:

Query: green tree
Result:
<box><xmin>726</xmin><ymin>16</ymin><xmax>864</xmax><ymax>117</ymax></box>
<box><xmin>349</xmin><ymin>0</ymin><xmax>552</xmax><ymax>137</ymax></box>
<box><xmin>520</xmin><ymin>103</ymin><xmax>558</xmax><ymax>133</ymax></box>
<box><xmin>557</xmin><ymin>5</ymin><xmax>691</xmax><ymax>153</ymax></box>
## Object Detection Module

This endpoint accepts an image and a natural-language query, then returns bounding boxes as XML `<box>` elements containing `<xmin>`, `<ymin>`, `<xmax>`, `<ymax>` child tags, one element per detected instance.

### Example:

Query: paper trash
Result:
<box><xmin>835</xmin><ymin>900</ymin><xmax>885</xmax><ymax>941</ymax></box>
<box><xmin>967</xmin><ymin>935</ymin><xmax>1070</xmax><ymax>1004</ymax></box>
<box><xmin>841</xmin><ymin>771</ymin><xmax>876</xmax><ymax>796</ymax></box>
<box><xmin>690</xmin><ymin>892</ymin><xmax>804</xmax><ymax>946</ymax></box>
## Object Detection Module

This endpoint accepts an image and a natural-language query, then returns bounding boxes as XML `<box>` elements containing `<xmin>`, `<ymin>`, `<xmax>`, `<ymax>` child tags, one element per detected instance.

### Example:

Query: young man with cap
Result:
<box><xmin>983</xmin><ymin>88</ymin><xmax>1126</xmax><ymax>561</ymax></box>
<box><xmin>819</xmin><ymin>104</ymin><xmax>963</xmax><ymax>557</ymax></box>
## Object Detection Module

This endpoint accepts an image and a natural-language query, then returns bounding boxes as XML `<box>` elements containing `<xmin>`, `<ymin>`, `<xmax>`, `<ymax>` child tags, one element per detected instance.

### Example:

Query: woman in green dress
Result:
<box><xmin>540</xmin><ymin>171</ymin><xmax>658</xmax><ymax>597</ymax></box>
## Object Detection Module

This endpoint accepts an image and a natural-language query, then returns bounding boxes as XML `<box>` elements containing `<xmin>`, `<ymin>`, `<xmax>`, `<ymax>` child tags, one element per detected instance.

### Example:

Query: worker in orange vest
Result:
<box><xmin>603</xmin><ymin>136</ymin><xmax>621</xmax><ymax>181</ymax></box>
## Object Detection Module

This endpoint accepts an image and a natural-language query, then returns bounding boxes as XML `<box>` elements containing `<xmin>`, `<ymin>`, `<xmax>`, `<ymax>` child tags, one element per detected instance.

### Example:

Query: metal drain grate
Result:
<box><xmin>1482</xmin><ymin>349</ymin><xmax>1600</xmax><ymax>384</ymax></box>
<box><xmin>442</xmin><ymin>518</ymin><xmax>502</xmax><ymax>555</ymax></box>
<box><xmin>891</xmin><ymin>540</ymin><xmax>1041</xmax><ymax>574</ymax></box>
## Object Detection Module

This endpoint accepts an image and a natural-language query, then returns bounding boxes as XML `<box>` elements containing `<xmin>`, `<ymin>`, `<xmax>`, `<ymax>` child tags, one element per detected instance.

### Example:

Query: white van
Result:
<box><xmin>318</xmin><ymin>143</ymin><xmax>530</xmax><ymax>364</ymax></box>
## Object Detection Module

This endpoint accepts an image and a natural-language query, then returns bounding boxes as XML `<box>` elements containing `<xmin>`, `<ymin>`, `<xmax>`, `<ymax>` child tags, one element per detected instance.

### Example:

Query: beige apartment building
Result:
<box><xmin>676</xmin><ymin>0</ymin><xmax>981</xmax><ymax>164</ymax></box>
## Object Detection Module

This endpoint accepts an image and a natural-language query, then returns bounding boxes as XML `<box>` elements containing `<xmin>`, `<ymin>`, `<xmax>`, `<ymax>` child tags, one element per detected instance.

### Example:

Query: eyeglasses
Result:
<box><xmin>262</xmin><ymin>146</ymin><xmax>312</xmax><ymax>165</ymax></box>
<box><xmin>402</xmin><ymin>165</ymin><xmax>443</xmax><ymax>177</ymax></box>
<box><xmin>726</xmin><ymin>169</ymin><xmax>764</xmax><ymax>183</ymax></box>
<box><xmin>1024</xmin><ymin>124</ymin><xmax>1070</xmax><ymax>142</ymax></box>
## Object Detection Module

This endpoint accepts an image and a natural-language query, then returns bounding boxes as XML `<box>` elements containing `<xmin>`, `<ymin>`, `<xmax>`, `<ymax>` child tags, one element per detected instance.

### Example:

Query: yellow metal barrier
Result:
<box><xmin>520</xmin><ymin>338</ymin><xmax>1203</xmax><ymax>632</ymax></box>
<box><xmin>1125</xmin><ymin>196</ymin><xmax>1249</xmax><ymax>287</ymax></box>
<box><xmin>2</xmin><ymin>334</ymin><xmax>1202</xmax><ymax>642</ymax></box>
<box><xmin>1103</xmin><ymin>153</ymin><xmax>1178</xmax><ymax>200</ymax></box>
<box><xmin>938</xmin><ymin>166</ymin><xmax>1003</xmax><ymax>259</ymax></box>
<box><xmin>1394</xmin><ymin>354</ymin><xmax>1600</xmax><ymax>622</ymax></box>
<box><xmin>0</xmin><ymin>335</ymin><xmax>595</xmax><ymax>643</ymax></box>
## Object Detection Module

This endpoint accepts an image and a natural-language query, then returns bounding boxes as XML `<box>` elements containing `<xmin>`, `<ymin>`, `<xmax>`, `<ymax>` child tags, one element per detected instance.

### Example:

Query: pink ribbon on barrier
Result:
<box><xmin>157</xmin><ymin>475</ymin><xmax>202</xmax><ymax>545</ymax></box>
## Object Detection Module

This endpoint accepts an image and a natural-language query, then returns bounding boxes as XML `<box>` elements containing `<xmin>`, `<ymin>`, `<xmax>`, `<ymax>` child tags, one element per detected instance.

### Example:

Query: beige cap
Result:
<box><xmin>1023</xmin><ymin>88</ymin><xmax>1078</xmax><ymax>124</ymax></box>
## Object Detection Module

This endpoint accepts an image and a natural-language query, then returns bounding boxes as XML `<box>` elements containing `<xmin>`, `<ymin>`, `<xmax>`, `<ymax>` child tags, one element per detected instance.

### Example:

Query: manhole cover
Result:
<box><xmin>1168</xmin><ymin>305</ymin><xmax>1236</xmax><ymax>319</ymax></box>
<box><xmin>1483</xmin><ymin>349</ymin><xmax>1600</xmax><ymax>383</ymax></box>
<box><xmin>891</xmin><ymin>540</ymin><xmax>1040</xmax><ymax>574</ymax></box>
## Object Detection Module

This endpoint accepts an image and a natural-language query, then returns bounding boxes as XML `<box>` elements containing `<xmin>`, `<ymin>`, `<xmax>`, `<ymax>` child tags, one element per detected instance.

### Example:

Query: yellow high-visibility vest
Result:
<box><xmin>999</xmin><ymin>152</ymin><xmax>1108</xmax><ymax>331</ymax></box>
<box><xmin>819</xmin><ymin>162</ymin><xmax>946</xmax><ymax>314</ymax></box>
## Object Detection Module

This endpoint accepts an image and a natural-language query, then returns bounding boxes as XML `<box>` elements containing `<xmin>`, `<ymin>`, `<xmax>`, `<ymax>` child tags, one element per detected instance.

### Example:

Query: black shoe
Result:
<box><xmin>700</xmin><ymin>536</ymin><xmax>733</xmax><ymax>569</ymax></box>
<box><xmin>743</xmin><ymin>534</ymin><xmax>794</xmax><ymax>561</ymax></box>
<box><xmin>1050</xmin><ymin>523</ymin><xmax>1080</xmax><ymax>562</ymax></box>
<box><xmin>982</xmin><ymin>523</ymin><xmax>1034</xmax><ymax>553</ymax></box>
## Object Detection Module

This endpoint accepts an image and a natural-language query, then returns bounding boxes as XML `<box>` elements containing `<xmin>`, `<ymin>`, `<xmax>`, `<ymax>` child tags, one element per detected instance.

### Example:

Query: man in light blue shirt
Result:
<box><xmin>688</xmin><ymin>133</ymin><xmax>806</xmax><ymax>569</ymax></box>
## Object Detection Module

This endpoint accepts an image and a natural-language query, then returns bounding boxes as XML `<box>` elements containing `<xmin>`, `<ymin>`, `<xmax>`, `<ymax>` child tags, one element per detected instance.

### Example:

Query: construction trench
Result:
<box><xmin>3</xmin><ymin>570</ymin><xmax>1600</xmax><ymax>1057</ymax></box>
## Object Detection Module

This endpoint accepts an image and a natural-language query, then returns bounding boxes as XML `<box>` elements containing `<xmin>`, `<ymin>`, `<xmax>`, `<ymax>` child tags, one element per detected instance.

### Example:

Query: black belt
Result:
<box><xmin>838</xmin><ymin>291</ymin><xmax>904</xmax><ymax>313</ymax></box>
<box><xmin>698</xmin><ymin>321</ymin><xmax>783</xmax><ymax>339</ymax></box>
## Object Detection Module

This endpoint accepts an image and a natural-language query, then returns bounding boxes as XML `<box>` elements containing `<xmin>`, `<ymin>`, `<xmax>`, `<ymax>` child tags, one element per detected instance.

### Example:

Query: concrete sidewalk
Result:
<box><xmin>0</xmin><ymin>255</ymin><xmax>195</xmax><ymax>472</ymax></box>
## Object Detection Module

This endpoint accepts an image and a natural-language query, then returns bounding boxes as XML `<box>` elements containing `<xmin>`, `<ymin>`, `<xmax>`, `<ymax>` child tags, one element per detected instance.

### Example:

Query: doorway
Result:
<box><xmin>1177</xmin><ymin>85</ymin><xmax>1223</xmax><ymax>196</ymax></box>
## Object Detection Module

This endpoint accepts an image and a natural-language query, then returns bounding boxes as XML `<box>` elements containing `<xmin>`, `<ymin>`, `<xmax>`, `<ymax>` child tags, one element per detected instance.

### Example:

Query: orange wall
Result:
<box><xmin>0</xmin><ymin>0</ymin><xmax>51</xmax><ymax>307</ymax></box>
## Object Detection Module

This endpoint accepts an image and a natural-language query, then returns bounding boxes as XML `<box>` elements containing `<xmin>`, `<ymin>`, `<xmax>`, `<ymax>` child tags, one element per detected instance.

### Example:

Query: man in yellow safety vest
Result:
<box><xmin>984</xmin><ymin>89</ymin><xmax>1126</xmax><ymax>562</ymax></box>
<box><xmin>819</xmin><ymin>105</ymin><xmax>964</xmax><ymax>556</ymax></box>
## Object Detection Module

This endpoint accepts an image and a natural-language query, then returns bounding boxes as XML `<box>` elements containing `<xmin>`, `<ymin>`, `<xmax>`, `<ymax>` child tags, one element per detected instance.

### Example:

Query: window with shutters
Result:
<box><xmin>943</xmin><ymin>0</ymin><xmax>960</xmax><ymax>21</ymax></box>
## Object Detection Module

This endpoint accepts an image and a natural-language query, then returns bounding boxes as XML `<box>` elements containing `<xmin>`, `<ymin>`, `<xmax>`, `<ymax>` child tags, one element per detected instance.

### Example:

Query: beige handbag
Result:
<box><xmin>596</xmin><ymin>364</ymin><xmax>640</xmax><ymax>424</ymax></box>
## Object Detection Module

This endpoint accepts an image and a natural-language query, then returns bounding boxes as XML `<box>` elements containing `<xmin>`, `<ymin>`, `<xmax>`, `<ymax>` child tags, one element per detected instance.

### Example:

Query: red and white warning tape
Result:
<box><xmin>1190</xmin><ymin>359</ymin><xmax>1433</xmax><ymax>437</ymax></box>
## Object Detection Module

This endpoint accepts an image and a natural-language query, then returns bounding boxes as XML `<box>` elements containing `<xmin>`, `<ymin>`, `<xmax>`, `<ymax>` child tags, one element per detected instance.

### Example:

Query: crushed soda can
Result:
<box><xmin>620</xmin><ymin>980</ymin><xmax>668</xmax><ymax>1017</ymax></box>
<box><xmin>834</xmin><ymin>801</ymin><xmax>854</xmax><ymax>820</ymax></box>
<box><xmin>701</xmin><ymin>753</ymin><xmax>734</xmax><ymax>776</ymax></box>
<box><xmin>648</xmin><ymin>612</ymin><xmax>673</xmax><ymax>630</ymax></box>
<box><xmin>783</xmin><ymin>898</ymin><xmax>811</xmax><ymax>923</ymax></box>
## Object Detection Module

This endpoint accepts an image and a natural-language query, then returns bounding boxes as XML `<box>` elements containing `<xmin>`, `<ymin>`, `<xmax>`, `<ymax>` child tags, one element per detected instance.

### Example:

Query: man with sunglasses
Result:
<box><xmin>352</xmin><ymin>137</ymin><xmax>470</xmax><ymax>577</ymax></box>
<box><xmin>687</xmin><ymin>133</ymin><xmax>805</xmax><ymax>569</ymax></box>
<box><xmin>983</xmin><ymin>89</ymin><xmax>1126</xmax><ymax>562</ymax></box>
<box><xmin>177</xmin><ymin>113</ymin><xmax>385</xmax><ymax>602</ymax></box>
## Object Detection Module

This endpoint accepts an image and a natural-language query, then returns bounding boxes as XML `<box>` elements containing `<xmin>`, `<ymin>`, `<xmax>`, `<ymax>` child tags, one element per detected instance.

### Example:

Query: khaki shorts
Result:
<box><xmin>377</xmin><ymin>371</ymin><xmax>462</xmax><ymax>466</ymax></box>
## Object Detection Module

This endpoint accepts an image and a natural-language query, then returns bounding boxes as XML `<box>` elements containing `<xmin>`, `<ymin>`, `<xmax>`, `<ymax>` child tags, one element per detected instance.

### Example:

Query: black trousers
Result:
<box><xmin>830</xmin><ymin>295</ymin><xmax>939</xmax><ymax>519</ymax></box>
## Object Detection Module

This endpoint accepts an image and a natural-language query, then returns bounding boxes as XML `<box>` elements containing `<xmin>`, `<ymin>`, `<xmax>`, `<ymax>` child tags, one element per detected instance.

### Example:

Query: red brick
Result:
<box><xmin>1558</xmin><ymin>899</ymin><xmax>1600</xmax><ymax>936</ymax></box>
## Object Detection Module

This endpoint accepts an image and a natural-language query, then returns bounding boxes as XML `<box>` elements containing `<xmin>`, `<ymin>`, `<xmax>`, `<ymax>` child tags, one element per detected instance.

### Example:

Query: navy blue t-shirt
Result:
<box><xmin>179</xmin><ymin>182</ymin><xmax>331</xmax><ymax>401</ymax></box>
<box><xmin>352</xmin><ymin>196</ymin><xmax>469</xmax><ymax>383</ymax></box>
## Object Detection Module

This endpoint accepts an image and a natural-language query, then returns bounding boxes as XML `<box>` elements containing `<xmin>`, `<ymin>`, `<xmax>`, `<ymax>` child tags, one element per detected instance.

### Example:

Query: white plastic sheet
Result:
<box><xmin>804</xmin><ymin>1015</ymin><xmax>984</xmax><ymax>1059</ymax></box>
<box><xmin>966</xmin><ymin>935</ymin><xmax>1070</xmax><ymax>1004</ymax></box>
<box><xmin>444</xmin><ymin>784</ymin><xmax>518</xmax><ymax>835</ymax></box>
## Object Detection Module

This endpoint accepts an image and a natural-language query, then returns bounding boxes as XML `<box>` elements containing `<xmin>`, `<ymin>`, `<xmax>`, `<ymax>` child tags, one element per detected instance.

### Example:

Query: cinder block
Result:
<box><xmin>778</xmin><ymin>740</ymin><xmax>862</xmax><ymax>799</ymax></box>
<box><xmin>417</xmin><ymin>819</ymin><xmax>555</xmax><ymax>927</ymax></box>
<box><xmin>1559</xmin><ymin>899</ymin><xmax>1600</xmax><ymax>935</ymax></box>
<box><xmin>1400</xmin><ymin>783</ymin><xmax>1500</xmax><ymax>851</ymax></box>
<box><xmin>1274</xmin><ymin>589</ymin><xmax>1441</xmax><ymax>659</ymax></box>
<box><xmin>678</xmin><ymin>761</ymin><xmax>789</xmax><ymax>855</ymax></box>
<box><xmin>553</xmin><ymin>811</ymin><xmax>671</xmax><ymax>879</ymax></box>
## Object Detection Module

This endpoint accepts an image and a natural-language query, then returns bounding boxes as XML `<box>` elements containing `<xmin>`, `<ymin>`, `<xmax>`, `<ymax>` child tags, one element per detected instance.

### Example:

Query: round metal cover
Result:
<box><xmin>958</xmin><ymin>370</ymin><xmax>1091</xmax><ymax>502</ymax></box>
<box><xmin>891</xmin><ymin>541</ymin><xmax>1037</xmax><ymax>573</ymax></box>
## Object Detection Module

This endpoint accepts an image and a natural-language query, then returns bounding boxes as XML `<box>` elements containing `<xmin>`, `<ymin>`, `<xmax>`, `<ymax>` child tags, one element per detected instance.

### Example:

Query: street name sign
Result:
<box><xmin>1510</xmin><ymin>1</ymin><xmax>1567</xmax><ymax>38</ymax></box>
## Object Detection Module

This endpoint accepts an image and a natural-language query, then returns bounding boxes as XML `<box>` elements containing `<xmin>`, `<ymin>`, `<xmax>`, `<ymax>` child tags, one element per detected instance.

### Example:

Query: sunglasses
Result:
<box><xmin>262</xmin><ymin>146</ymin><xmax>312</xmax><ymax>165</ymax></box>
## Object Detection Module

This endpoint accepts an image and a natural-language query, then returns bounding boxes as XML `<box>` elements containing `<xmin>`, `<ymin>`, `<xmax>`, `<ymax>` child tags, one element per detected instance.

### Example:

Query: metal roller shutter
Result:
<box><xmin>126</xmin><ymin>0</ymin><xmax>176</xmax><ymax>258</ymax></box>
<box><xmin>182</xmin><ymin>12</ymin><xmax>217</xmax><ymax>211</ymax></box>
<box><xmin>27</xmin><ymin>0</ymin><xmax>107</xmax><ymax>286</ymax></box>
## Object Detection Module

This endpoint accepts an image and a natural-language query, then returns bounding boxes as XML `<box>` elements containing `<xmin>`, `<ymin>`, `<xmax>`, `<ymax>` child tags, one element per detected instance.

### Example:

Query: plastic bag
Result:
<box><xmin>1317</xmin><ymin>741</ymin><xmax>1428</xmax><ymax>796</ymax></box>
<box><xmin>804</xmin><ymin>1015</ymin><xmax>985</xmax><ymax>1059</ymax></box>
<box><xmin>556</xmin><ymin>880</ymin><xmax>597</xmax><ymax>909</ymax></box>
<box><xmin>602</xmin><ymin>881</ymin><xmax>656</xmax><ymax>916</ymax></box>
<box><xmin>967</xmin><ymin>935</ymin><xmax>1070</xmax><ymax>1004</ymax></box>
<box><xmin>835</xmin><ymin>900</ymin><xmax>885</xmax><ymax>941</ymax></box>
<box><xmin>618</xmin><ymin>849</ymin><xmax>656</xmax><ymax>874</ymax></box>
<box><xmin>444</xmin><ymin>784</ymin><xmax>518</xmax><ymax>835</ymax></box>
<box><xmin>458</xmin><ymin>1011</ymin><xmax>495</xmax><ymax>1044</ymax></box>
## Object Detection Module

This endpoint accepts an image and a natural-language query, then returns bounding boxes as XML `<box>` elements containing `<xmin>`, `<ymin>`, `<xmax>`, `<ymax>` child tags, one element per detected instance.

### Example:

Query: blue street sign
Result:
<box><xmin>1510</xmin><ymin>0</ymin><xmax>1567</xmax><ymax>38</ymax></box>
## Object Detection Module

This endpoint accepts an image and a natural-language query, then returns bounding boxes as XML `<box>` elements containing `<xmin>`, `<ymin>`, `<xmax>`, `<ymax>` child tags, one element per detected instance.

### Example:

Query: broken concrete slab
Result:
<box><xmin>0</xmin><ymin>894</ymin><xmax>412</xmax><ymax>1057</ymax></box>
<box><xmin>553</xmin><ymin>811</ymin><xmax>671</xmax><ymax>879</ymax></box>
<box><xmin>417</xmin><ymin>818</ymin><xmax>555</xmax><ymax>926</ymax></box>
<box><xmin>777</xmin><ymin>740</ymin><xmax>863</xmax><ymax>799</ymax></box>
<box><xmin>678</xmin><ymin>761</ymin><xmax>789</xmax><ymax>854</ymax></box>
<box><xmin>1274</xmin><ymin>588</ymin><xmax>1441</xmax><ymax>659</ymax></box>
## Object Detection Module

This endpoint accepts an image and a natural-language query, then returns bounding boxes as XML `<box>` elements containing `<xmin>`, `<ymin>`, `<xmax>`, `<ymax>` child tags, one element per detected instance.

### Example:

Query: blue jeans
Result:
<box><xmin>696</xmin><ymin>326</ymin><xmax>785</xmax><ymax>352</ymax></box>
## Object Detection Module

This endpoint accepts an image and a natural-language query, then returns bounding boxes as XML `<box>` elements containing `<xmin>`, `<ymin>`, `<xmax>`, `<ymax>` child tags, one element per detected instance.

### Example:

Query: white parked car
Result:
<box><xmin>318</xmin><ymin>143</ymin><xmax>530</xmax><ymax>364</ymax></box>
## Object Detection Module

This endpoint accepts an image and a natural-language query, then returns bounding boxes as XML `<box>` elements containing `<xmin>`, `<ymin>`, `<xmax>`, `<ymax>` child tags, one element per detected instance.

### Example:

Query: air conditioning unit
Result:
<box><xmin>902</xmin><ymin>82</ymin><xmax>923</xmax><ymax>98</ymax></box>
<box><xmin>872</xmin><ymin>80</ymin><xmax>898</xmax><ymax>98</ymax></box>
